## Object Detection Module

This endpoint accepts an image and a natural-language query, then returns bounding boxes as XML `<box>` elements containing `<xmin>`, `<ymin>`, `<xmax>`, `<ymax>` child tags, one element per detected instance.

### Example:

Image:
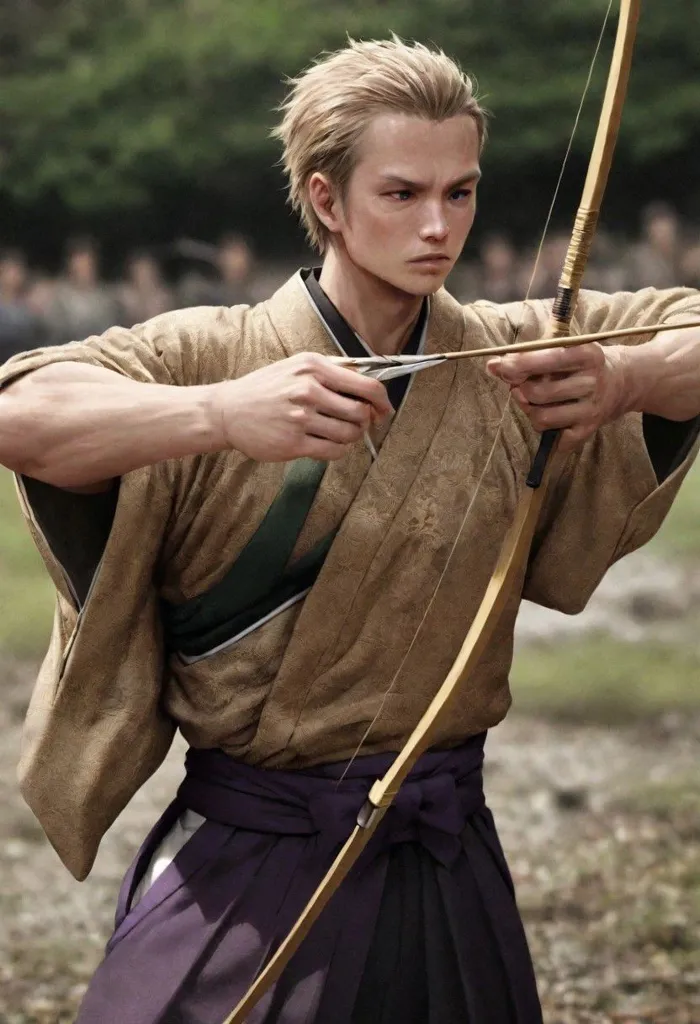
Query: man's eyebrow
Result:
<box><xmin>378</xmin><ymin>170</ymin><xmax>482</xmax><ymax>190</ymax></box>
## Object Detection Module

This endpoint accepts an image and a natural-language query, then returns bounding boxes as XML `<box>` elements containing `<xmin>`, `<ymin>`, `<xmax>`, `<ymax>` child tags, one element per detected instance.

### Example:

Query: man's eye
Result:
<box><xmin>389</xmin><ymin>190</ymin><xmax>413</xmax><ymax>201</ymax></box>
<box><xmin>451</xmin><ymin>188</ymin><xmax>473</xmax><ymax>201</ymax></box>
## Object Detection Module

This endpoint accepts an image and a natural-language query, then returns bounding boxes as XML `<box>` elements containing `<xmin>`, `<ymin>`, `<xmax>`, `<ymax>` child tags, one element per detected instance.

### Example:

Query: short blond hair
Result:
<box><xmin>273</xmin><ymin>37</ymin><xmax>487</xmax><ymax>252</ymax></box>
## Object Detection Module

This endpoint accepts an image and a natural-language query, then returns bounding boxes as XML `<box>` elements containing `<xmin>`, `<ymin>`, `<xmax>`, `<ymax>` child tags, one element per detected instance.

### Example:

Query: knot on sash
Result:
<box><xmin>308</xmin><ymin>771</ymin><xmax>480</xmax><ymax>868</ymax></box>
<box><xmin>180</xmin><ymin>738</ymin><xmax>487</xmax><ymax>872</ymax></box>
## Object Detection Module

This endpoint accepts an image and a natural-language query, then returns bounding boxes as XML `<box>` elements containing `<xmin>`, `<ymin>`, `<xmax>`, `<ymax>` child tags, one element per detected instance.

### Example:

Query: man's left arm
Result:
<box><xmin>493</xmin><ymin>287</ymin><xmax>700</xmax><ymax>614</ymax></box>
<box><xmin>487</xmin><ymin>288</ymin><xmax>700</xmax><ymax>470</ymax></box>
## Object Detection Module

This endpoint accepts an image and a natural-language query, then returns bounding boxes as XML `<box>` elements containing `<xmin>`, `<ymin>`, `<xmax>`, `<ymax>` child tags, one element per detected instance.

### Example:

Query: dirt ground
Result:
<box><xmin>1</xmin><ymin>659</ymin><xmax>698</xmax><ymax>1024</ymax></box>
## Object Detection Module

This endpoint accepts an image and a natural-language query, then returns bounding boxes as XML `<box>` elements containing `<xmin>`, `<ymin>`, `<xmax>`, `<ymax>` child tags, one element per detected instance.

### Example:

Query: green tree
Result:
<box><xmin>1</xmin><ymin>0</ymin><xmax>699</xmax><ymax>247</ymax></box>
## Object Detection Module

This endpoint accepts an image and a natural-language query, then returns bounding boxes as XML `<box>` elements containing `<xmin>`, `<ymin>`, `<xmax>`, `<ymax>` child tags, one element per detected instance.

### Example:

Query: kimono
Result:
<box><xmin>1</xmin><ymin>270</ymin><xmax>699</xmax><ymax>1023</ymax></box>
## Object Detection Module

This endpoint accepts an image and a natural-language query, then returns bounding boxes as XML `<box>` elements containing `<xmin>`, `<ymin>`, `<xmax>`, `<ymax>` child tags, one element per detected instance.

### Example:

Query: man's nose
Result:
<box><xmin>419</xmin><ymin>204</ymin><xmax>449</xmax><ymax>241</ymax></box>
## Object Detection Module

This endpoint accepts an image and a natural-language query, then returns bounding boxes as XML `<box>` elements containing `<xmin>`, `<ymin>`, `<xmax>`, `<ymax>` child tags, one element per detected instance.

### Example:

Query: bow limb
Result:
<box><xmin>549</xmin><ymin>0</ymin><xmax>640</xmax><ymax>339</ymax></box>
<box><xmin>533</xmin><ymin>0</ymin><xmax>640</xmax><ymax>478</ymax></box>
<box><xmin>221</xmin><ymin>5</ymin><xmax>641</xmax><ymax>1021</ymax></box>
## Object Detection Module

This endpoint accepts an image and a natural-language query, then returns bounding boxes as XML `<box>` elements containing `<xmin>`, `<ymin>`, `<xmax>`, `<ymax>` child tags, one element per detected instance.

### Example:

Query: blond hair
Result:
<box><xmin>273</xmin><ymin>36</ymin><xmax>487</xmax><ymax>252</ymax></box>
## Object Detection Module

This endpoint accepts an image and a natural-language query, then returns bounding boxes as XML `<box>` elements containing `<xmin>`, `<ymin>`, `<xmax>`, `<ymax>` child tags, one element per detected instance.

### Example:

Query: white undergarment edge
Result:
<box><xmin>130</xmin><ymin>809</ymin><xmax>207</xmax><ymax>909</ymax></box>
<box><xmin>178</xmin><ymin>587</ymin><xmax>312</xmax><ymax>665</ymax></box>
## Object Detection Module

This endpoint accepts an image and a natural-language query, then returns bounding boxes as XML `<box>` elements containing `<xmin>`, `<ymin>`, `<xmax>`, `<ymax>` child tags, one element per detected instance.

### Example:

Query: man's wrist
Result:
<box><xmin>202</xmin><ymin>380</ymin><xmax>238</xmax><ymax>453</ymax></box>
<box><xmin>612</xmin><ymin>325</ymin><xmax>700</xmax><ymax>423</ymax></box>
<box><xmin>611</xmin><ymin>342</ymin><xmax>656</xmax><ymax>417</ymax></box>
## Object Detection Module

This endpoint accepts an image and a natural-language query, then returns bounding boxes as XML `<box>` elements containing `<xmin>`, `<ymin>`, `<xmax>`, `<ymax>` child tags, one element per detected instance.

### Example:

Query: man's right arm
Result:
<box><xmin>0</xmin><ymin>353</ymin><xmax>391</xmax><ymax>490</ymax></box>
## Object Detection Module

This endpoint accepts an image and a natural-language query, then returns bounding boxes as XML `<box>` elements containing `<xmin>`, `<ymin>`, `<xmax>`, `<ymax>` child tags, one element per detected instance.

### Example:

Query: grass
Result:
<box><xmin>648</xmin><ymin>458</ymin><xmax>700</xmax><ymax>557</ymax></box>
<box><xmin>0</xmin><ymin>471</ymin><xmax>54</xmax><ymax>659</ymax></box>
<box><xmin>512</xmin><ymin>633</ymin><xmax>700</xmax><ymax>723</ymax></box>
<box><xmin>613</xmin><ymin>776</ymin><xmax>700</xmax><ymax>833</ymax></box>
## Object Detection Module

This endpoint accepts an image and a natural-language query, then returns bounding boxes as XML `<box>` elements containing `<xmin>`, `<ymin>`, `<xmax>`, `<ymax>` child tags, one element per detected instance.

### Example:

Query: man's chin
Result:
<box><xmin>355</xmin><ymin>259</ymin><xmax>450</xmax><ymax>298</ymax></box>
<box><xmin>391</xmin><ymin>266</ymin><xmax>452</xmax><ymax>297</ymax></box>
<box><xmin>399</xmin><ymin>276</ymin><xmax>449</xmax><ymax>297</ymax></box>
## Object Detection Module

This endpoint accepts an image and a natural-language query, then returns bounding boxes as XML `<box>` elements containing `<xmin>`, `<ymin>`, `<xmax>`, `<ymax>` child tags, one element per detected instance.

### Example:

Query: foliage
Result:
<box><xmin>2</xmin><ymin>0</ymin><xmax>700</xmax><ymax>243</ymax></box>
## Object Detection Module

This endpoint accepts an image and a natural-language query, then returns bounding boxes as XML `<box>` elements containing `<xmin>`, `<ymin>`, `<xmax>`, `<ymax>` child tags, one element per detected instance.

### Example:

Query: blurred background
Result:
<box><xmin>2</xmin><ymin>0</ymin><xmax>700</xmax><ymax>363</ymax></box>
<box><xmin>1</xmin><ymin>2</ymin><xmax>699</xmax><ymax>1022</ymax></box>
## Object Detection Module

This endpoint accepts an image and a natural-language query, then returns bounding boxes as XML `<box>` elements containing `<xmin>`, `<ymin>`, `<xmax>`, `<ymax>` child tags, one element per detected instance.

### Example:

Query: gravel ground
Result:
<box><xmin>1</xmin><ymin>657</ymin><xmax>698</xmax><ymax>1024</ymax></box>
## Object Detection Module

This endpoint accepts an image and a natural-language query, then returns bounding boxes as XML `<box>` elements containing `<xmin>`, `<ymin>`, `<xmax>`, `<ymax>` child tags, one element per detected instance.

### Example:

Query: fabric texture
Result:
<box><xmin>75</xmin><ymin>738</ymin><xmax>542</xmax><ymax>1024</ymax></box>
<box><xmin>1</xmin><ymin>278</ymin><xmax>699</xmax><ymax>878</ymax></box>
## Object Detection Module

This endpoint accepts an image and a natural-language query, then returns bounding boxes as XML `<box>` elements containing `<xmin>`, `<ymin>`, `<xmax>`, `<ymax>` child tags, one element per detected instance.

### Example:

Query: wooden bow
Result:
<box><xmin>222</xmin><ymin>3</ymin><xmax>641</xmax><ymax>1020</ymax></box>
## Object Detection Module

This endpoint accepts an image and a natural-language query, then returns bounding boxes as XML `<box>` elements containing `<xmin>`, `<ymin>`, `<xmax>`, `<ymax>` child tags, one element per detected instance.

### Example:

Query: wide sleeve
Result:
<box><xmin>2</xmin><ymin>306</ymin><xmax>247</xmax><ymax>880</ymax></box>
<box><xmin>0</xmin><ymin>304</ymin><xmax>242</xmax><ymax>390</ymax></box>
<box><xmin>510</xmin><ymin>287</ymin><xmax>700</xmax><ymax>613</ymax></box>
<box><xmin>522</xmin><ymin>421</ymin><xmax>699</xmax><ymax>614</ymax></box>
<box><xmin>473</xmin><ymin>284</ymin><xmax>700</xmax><ymax>347</ymax></box>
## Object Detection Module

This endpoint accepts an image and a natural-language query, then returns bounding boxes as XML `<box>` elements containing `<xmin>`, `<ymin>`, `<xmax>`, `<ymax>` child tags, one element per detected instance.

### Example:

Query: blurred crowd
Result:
<box><xmin>2</xmin><ymin>202</ymin><xmax>700</xmax><ymax>364</ymax></box>
<box><xmin>0</xmin><ymin>232</ymin><xmax>262</xmax><ymax>364</ymax></box>
<box><xmin>451</xmin><ymin>201</ymin><xmax>700</xmax><ymax>305</ymax></box>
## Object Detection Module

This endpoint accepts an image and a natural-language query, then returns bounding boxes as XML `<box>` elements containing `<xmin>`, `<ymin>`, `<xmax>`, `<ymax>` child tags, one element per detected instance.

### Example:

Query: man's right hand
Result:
<box><xmin>213</xmin><ymin>352</ymin><xmax>393</xmax><ymax>461</ymax></box>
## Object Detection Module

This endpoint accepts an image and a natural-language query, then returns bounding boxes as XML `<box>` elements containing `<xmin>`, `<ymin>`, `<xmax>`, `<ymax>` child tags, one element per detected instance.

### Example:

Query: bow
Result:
<box><xmin>222</xmin><ymin>3</ymin><xmax>641</xmax><ymax>1019</ymax></box>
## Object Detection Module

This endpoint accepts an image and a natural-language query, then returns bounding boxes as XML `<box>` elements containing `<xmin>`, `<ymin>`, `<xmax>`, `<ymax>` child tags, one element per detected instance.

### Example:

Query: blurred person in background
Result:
<box><xmin>627</xmin><ymin>201</ymin><xmax>683</xmax><ymax>289</ymax></box>
<box><xmin>584</xmin><ymin>228</ymin><xmax>631</xmax><ymax>293</ymax></box>
<box><xmin>478</xmin><ymin>231</ymin><xmax>521</xmax><ymax>299</ymax></box>
<box><xmin>680</xmin><ymin>242</ymin><xmax>700</xmax><ymax>289</ymax></box>
<box><xmin>24</xmin><ymin>272</ymin><xmax>57</xmax><ymax>323</ymax></box>
<box><xmin>0</xmin><ymin>249</ymin><xmax>46</xmax><ymax>363</ymax></box>
<box><xmin>1</xmin><ymin>37</ymin><xmax>700</xmax><ymax>1024</ymax></box>
<box><xmin>47</xmin><ymin>236</ymin><xmax>122</xmax><ymax>344</ymax></box>
<box><xmin>214</xmin><ymin>233</ymin><xmax>257</xmax><ymax>306</ymax></box>
<box><xmin>527</xmin><ymin>232</ymin><xmax>572</xmax><ymax>298</ymax></box>
<box><xmin>475</xmin><ymin>232</ymin><xmax>522</xmax><ymax>302</ymax></box>
<box><xmin>119</xmin><ymin>250</ymin><xmax>174</xmax><ymax>327</ymax></box>
<box><xmin>450</xmin><ymin>232</ymin><xmax>521</xmax><ymax>303</ymax></box>
<box><xmin>176</xmin><ymin>233</ymin><xmax>257</xmax><ymax>308</ymax></box>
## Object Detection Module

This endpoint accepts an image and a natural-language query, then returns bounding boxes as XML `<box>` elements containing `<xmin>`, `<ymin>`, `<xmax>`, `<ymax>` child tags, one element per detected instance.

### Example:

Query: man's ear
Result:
<box><xmin>308</xmin><ymin>173</ymin><xmax>343</xmax><ymax>236</ymax></box>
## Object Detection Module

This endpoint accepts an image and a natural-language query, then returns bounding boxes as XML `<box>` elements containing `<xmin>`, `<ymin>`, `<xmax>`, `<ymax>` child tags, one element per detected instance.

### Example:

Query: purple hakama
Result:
<box><xmin>75</xmin><ymin>735</ymin><xmax>542</xmax><ymax>1024</ymax></box>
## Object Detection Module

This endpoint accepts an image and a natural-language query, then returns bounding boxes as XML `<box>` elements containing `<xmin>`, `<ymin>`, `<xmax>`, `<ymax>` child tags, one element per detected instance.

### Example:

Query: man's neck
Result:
<box><xmin>318</xmin><ymin>248</ymin><xmax>424</xmax><ymax>356</ymax></box>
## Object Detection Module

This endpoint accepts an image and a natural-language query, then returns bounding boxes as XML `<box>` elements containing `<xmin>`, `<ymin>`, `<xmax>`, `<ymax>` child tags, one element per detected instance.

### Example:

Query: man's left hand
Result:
<box><xmin>487</xmin><ymin>342</ymin><xmax>628</xmax><ymax>451</ymax></box>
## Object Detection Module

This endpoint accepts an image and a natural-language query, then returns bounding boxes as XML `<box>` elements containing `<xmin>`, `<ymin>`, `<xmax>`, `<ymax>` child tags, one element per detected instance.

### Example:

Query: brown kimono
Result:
<box><xmin>1</xmin><ymin>272</ymin><xmax>698</xmax><ymax>882</ymax></box>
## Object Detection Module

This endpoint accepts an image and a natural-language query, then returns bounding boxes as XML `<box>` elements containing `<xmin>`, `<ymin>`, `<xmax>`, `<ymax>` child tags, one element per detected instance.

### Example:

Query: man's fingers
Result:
<box><xmin>315</xmin><ymin>362</ymin><xmax>393</xmax><ymax>419</ymax></box>
<box><xmin>523</xmin><ymin>399</ymin><xmax>598</xmax><ymax>433</ymax></box>
<box><xmin>488</xmin><ymin>342</ymin><xmax>603</xmax><ymax>384</ymax></box>
<box><xmin>299</xmin><ymin>436</ymin><xmax>350</xmax><ymax>461</ymax></box>
<box><xmin>558</xmin><ymin>422</ymin><xmax>594</xmax><ymax>452</ymax></box>
<box><xmin>513</xmin><ymin>374</ymin><xmax>597</xmax><ymax>407</ymax></box>
<box><xmin>315</xmin><ymin>388</ymin><xmax>373</xmax><ymax>427</ymax></box>
<box><xmin>304</xmin><ymin>412</ymin><xmax>366</xmax><ymax>446</ymax></box>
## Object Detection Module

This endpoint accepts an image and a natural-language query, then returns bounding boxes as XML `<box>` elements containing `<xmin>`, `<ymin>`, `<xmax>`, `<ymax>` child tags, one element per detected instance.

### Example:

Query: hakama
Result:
<box><xmin>76</xmin><ymin>736</ymin><xmax>542</xmax><ymax>1024</ymax></box>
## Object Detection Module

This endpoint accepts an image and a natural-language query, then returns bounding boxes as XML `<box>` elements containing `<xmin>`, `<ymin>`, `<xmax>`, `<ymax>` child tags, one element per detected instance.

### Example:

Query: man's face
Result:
<box><xmin>329</xmin><ymin>113</ymin><xmax>481</xmax><ymax>296</ymax></box>
<box><xmin>0</xmin><ymin>257</ymin><xmax>26</xmax><ymax>297</ymax></box>
<box><xmin>219</xmin><ymin>241</ymin><xmax>252</xmax><ymax>283</ymax></box>
<box><xmin>69</xmin><ymin>248</ymin><xmax>98</xmax><ymax>287</ymax></box>
<box><xmin>647</xmin><ymin>214</ymin><xmax>677</xmax><ymax>255</ymax></box>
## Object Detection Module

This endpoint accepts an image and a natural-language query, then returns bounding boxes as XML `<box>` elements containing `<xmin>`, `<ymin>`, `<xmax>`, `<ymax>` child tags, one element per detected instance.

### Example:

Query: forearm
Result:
<box><xmin>0</xmin><ymin>362</ymin><xmax>227</xmax><ymax>488</ymax></box>
<box><xmin>618</xmin><ymin>326</ymin><xmax>700</xmax><ymax>422</ymax></box>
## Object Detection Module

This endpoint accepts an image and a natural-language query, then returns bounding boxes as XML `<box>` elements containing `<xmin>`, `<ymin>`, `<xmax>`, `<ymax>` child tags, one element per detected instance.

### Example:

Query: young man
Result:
<box><xmin>1</xmin><ymin>38</ymin><xmax>700</xmax><ymax>1024</ymax></box>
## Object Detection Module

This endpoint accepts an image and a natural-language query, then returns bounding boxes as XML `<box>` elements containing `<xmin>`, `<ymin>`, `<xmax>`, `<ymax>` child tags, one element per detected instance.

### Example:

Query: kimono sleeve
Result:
<box><xmin>1</xmin><ymin>306</ymin><xmax>248</xmax><ymax>880</ymax></box>
<box><xmin>0</xmin><ymin>304</ymin><xmax>242</xmax><ymax>390</ymax></box>
<box><xmin>475</xmin><ymin>284</ymin><xmax>700</xmax><ymax>349</ymax></box>
<box><xmin>522</xmin><ymin>418</ymin><xmax>699</xmax><ymax>614</ymax></box>
<box><xmin>472</xmin><ymin>286</ymin><xmax>700</xmax><ymax>614</ymax></box>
